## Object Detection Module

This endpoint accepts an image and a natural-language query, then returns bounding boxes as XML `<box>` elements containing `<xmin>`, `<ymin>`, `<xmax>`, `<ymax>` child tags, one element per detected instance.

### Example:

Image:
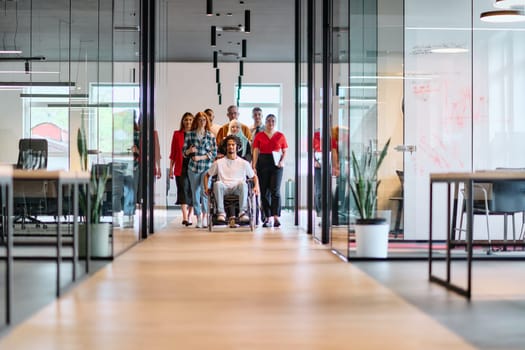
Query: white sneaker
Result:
<box><xmin>239</xmin><ymin>212</ymin><xmax>250</xmax><ymax>223</ymax></box>
<box><xmin>196</xmin><ymin>216</ymin><xmax>202</xmax><ymax>228</ymax></box>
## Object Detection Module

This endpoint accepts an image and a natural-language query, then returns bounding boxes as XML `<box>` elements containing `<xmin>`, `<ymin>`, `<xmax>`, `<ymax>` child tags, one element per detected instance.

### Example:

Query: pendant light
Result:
<box><xmin>480</xmin><ymin>9</ymin><xmax>525</xmax><ymax>22</ymax></box>
<box><xmin>494</xmin><ymin>0</ymin><xmax>525</xmax><ymax>9</ymax></box>
<box><xmin>211</xmin><ymin>26</ymin><xmax>216</xmax><ymax>46</ymax></box>
<box><xmin>241</xmin><ymin>40</ymin><xmax>247</xmax><ymax>58</ymax></box>
<box><xmin>481</xmin><ymin>0</ymin><xmax>525</xmax><ymax>22</ymax></box>
<box><xmin>244</xmin><ymin>10</ymin><xmax>251</xmax><ymax>33</ymax></box>
<box><xmin>206</xmin><ymin>0</ymin><xmax>213</xmax><ymax>16</ymax></box>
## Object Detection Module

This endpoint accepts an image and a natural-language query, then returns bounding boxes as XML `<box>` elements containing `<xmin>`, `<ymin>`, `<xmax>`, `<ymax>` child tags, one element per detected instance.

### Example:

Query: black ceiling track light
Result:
<box><xmin>206</xmin><ymin>0</ymin><xmax>213</xmax><ymax>16</ymax></box>
<box><xmin>208</xmin><ymin>3</ymin><xmax>251</xmax><ymax>102</ymax></box>
<box><xmin>0</xmin><ymin>55</ymin><xmax>45</xmax><ymax>62</ymax></box>
<box><xmin>211</xmin><ymin>26</ymin><xmax>216</xmax><ymax>46</ymax></box>
<box><xmin>244</xmin><ymin>10</ymin><xmax>251</xmax><ymax>33</ymax></box>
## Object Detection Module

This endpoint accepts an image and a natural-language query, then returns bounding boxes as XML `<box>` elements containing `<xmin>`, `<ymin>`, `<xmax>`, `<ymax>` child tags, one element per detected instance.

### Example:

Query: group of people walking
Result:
<box><xmin>169</xmin><ymin>105</ymin><xmax>288</xmax><ymax>229</ymax></box>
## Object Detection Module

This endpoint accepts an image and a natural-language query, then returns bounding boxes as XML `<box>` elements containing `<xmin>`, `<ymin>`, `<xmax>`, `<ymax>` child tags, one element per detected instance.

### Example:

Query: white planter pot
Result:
<box><xmin>354</xmin><ymin>221</ymin><xmax>389</xmax><ymax>258</ymax></box>
<box><xmin>79</xmin><ymin>223</ymin><xmax>112</xmax><ymax>258</ymax></box>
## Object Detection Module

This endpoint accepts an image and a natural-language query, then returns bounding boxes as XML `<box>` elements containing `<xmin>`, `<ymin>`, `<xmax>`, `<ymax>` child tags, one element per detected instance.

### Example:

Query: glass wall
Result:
<box><xmin>0</xmin><ymin>0</ymin><xmax>141</xmax><ymax>260</ymax></box>
<box><xmin>113</xmin><ymin>0</ymin><xmax>142</xmax><ymax>254</ymax></box>
<box><xmin>312</xmin><ymin>0</ymin><xmax>324</xmax><ymax>242</ymax></box>
<box><xmin>297</xmin><ymin>0</ymin><xmax>525</xmax><ymax>259</ymax></box>
<box><xmin>330</xmin><ymin>0</ymin><xmax>350</xmax><ymax>257</ymax></box>
<box><xmin>473</xmin><ymin>0</ymin><xmax>525</xmax><ymax>170</ymax></box>
<box><xmin>297</xmin><ymin>0</ymin><xmax>309</xmax><ymax>232</ymax></box>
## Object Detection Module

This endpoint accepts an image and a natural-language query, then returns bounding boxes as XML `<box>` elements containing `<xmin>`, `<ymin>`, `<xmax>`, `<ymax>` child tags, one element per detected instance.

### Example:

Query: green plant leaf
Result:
<box><xmin>350</xmin><ymin>138</ymin><xmax>390</xmax><ymax>220</ymax></box>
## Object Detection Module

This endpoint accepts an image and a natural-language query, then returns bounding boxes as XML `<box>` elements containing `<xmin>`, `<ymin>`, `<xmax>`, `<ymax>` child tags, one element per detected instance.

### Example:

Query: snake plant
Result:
<box><xmin>350</xmin><ymin>139</ymin><xmax>390</xmax><ymax>220</ymax></box>
<box><xmin>78</xmin><ymin>123</ymin><xmax>108</xmax><ymax>223</ymax></box>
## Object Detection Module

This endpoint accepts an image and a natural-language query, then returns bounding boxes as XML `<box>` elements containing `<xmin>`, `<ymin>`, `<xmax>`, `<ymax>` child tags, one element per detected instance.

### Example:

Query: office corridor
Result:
<box><xmin>0</xmin><ymin>218</ymin><xmax>474</xmax><ymax>349</ymax></box>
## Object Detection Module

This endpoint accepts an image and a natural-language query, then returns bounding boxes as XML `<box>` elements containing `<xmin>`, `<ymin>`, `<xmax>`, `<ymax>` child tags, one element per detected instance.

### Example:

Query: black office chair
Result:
<box><xmin>456</xmin><ymin>181</ymin><xmax>525</xmax><ymax>253</ymax></box>
<box><xmin>14</xmin><ymin>138</ymin><xmax>50</xmax><ymax>228</ymax></box>
<box><xmin>16</xmin><ymin>138</ymin><xmax>48</xmax><ymax>170</ymax></box>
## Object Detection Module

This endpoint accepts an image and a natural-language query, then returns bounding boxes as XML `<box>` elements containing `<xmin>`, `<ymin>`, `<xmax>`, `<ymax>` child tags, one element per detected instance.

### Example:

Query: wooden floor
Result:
<box><xmin>0</xmin><ymin>216</ymin><xmax>475</xmax><ymax>349</ymax></box>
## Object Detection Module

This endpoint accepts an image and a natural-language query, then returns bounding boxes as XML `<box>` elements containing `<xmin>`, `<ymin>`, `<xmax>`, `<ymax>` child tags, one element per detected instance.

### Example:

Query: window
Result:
<box><xmin>23</xmin><ymin>86</ymin><xmax>71</xmax><ymax>170</ymax></box>
<box><xmin>234</xmin><ymin>84</ymin><xmax>282</xmax><ymax>128</ymax></box>
<box><xmin>24</xmin><ymin>84</ymin><xmax>139</xmax><ymax>169</ymax></box>
<box><xmin>90</xmin><ymin>83</ymin><xmax>139</xmax><ymax>157</ymax></box>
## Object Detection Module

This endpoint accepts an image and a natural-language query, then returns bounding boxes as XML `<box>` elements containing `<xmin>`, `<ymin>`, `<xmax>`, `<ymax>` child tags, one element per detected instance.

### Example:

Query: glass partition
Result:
<box><xmin>404</xmin><ymin>0</ymin><xmax>472</xmax><ymax>245</ymax></box>
<box><xmin>347</xmin><ymin>0</ymin><xmax>379</xmax><ymax>257</ymax></box>
<box><xmin>330</xmin><ymin>0</ymin><xmax>350</xmax><ymax>258</ymax></box>
<box><xmin>473</xmin><ymin>0</ymin><xmax>525</xmax><ymax>170</ymax></box>
<box><xmin>298</xmin><ymin>0</ymin><xmax>309</xmax><ymax>231</ymax></box>
<box><xmin>0</xmin><ymin>0</ymin><xmax>139</xmax><ymax>260</ymax></box>
<box><xmin>312</xmin><ymin>0</ymin><xmax>323</xmax><ymax>242</ymax></box>
<box><xmin>113</xmin><ymin>0</ymin><xmax>141</xmax><ymax>254</ymax></box>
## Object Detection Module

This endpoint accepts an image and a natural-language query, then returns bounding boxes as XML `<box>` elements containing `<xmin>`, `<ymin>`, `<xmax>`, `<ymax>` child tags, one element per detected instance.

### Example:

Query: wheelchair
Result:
<box><xmin>208</xmin><ymin>176</ymin><xmax>256</xmax><ymax>231</ymax></box>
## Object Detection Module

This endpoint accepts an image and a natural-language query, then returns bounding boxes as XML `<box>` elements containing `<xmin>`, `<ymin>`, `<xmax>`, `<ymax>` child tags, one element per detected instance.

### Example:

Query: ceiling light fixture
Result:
<box><xmin>20</xmin><ymin>93</ymin><xmax>88</xmax><ymax>98</ymax></box>
<box><xmin>430</xmin><ymin>45</ymin><xmax>469</xmax><ymax>54</ymax></box>
<box><xmin>114</xmin><ymin>25</ymin><xmax>140</xmax><ymax>31</ymax></box>
<box><xmin>0</xmin><ymin>82</ymin><xmax>75</xmax><ymax>89</ymax></box>
<box><xmin>0</xmin><ymin>56</ymin><xmax>45</xmax><ymax>62</ymax></box>
<box><xmin>211</xmin><ymin>26</ymin><xmax>217</xmax><ymax>46</ymax></box>
<box><xmin>0</xmin><ymin>70</ymin><xmax>58</xmax><ymax>74</ymax></box>
<box><xmin>244</xmin><ymin>10</ymin><xmax>251</xmax><ymax>33</ymax></box>
<box><xmin>206</xmin><ymin>0</ymin><xmax>213</xmax><ymax>16</ymax></box>
<box><xmin>241</xmin><ymin>39</ymin><xmax>247</xmax><ymax>58</ymax></box>
<box><xmin>480</xmin><ymin>10</ymin><xmax>525</xmax><ymax>22</ymax></box>
<box><xmin>494</xmin><ymin>0</ymin><xmax>525</xmax><ymax>9</ymax></box>
<box><xmin>0</xmin><ymin>50</ymin><xmax>22</xmax><ymax>54</ymax></box>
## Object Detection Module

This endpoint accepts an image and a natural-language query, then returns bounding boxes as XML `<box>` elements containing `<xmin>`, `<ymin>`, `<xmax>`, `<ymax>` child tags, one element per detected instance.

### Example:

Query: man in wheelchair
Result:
<box><xmin>204</xmin><ymin>135</ymin><xmax>259</xmax><ymax>224</ymax></box>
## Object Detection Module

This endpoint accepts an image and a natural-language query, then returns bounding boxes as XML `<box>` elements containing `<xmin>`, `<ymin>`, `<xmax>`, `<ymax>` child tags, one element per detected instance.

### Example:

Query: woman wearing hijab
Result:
<box><xmin>219</xmin><ymin>119</ymin><xmax>252</xmax><ymax>162</ymax></box>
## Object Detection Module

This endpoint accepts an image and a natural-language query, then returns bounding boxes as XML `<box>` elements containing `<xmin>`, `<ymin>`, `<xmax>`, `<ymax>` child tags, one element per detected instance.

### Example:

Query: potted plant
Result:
<box><xmin>350</xmin><ymin>139</ymin><xmax>391</xmax><ymax>258</ymax></box>
<box><xmin>77</xmin><ymin>123</ymin><xmax>111</xmax><ymax>257</ymax></box>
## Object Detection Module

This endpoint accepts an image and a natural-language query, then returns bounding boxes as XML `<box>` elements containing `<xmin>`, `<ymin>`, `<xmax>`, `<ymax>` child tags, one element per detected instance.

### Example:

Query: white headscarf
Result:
<box><xmin>227</xmin><ymin>119</ymin><xmax>249</xmax><ymax>157</ymax></box>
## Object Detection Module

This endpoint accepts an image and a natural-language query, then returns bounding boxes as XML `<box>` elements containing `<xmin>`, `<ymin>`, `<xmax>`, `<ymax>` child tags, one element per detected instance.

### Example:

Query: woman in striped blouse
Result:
<box><xmin>183</xmin><ymin>111</ymin><xmax>217</xmax><ymax>228</ymax></box>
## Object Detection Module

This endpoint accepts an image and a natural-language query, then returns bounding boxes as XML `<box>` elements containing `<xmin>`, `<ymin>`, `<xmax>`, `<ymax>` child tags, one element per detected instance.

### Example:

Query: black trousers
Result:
<box><xmin>257</xmin><ymin>154</ymin><xmax>283</xmax><ymax>218</ymax></box>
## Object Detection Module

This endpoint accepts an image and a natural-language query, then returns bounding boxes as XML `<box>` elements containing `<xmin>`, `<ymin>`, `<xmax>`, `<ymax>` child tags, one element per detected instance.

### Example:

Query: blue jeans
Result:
<box><xmin>188</xmin><ymin>169</ymin><xmax>208</xmax><ymax>216</ymax></box>
<box><xmin>213</xmin><ymin>181</ymin><xmax>248</xmax><ymax>215</ymax></box>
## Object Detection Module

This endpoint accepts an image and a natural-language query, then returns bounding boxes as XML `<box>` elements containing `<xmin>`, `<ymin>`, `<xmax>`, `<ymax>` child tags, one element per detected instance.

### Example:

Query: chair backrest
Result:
<box><xmin>16</xmin><ymin>138</ymin><xmax>48</xmax><ymax>170</ymax></box>
<box><xmin>492</xmin><ymin>181</ymin><xmax>525</xmax><ymax>212</ymax></box>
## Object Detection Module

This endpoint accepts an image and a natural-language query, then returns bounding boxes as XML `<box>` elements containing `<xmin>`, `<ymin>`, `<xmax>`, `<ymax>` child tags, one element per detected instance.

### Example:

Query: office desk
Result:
<box><xmin>0</xmin><ymin>165</ymin><xmax>13</xmax><ymax>324</ymax></box>
<box><xmin>13</xmin><ymin>170</ymin><xmax>90</xmax><ymax>297</ymax></box>
<box><xmin>429</xmin><ymin>170</ymin><xmax>525</xmax><ymax>299</ymax></box>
